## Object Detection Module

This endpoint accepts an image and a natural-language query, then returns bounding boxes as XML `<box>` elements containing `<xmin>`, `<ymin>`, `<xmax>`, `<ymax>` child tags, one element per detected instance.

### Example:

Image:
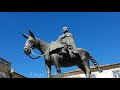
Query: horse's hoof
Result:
<box><xmin>99</xmin><ymin>69</ymin><xmax>103</xmax><ymax>73</ymax></box>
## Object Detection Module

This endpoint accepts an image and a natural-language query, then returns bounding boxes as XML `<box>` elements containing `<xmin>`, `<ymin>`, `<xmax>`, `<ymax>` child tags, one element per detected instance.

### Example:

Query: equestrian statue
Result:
<box><xmin>22</xmin><ymin>27</ymin><xmax>102</xmax><ymax>78</ymax></box>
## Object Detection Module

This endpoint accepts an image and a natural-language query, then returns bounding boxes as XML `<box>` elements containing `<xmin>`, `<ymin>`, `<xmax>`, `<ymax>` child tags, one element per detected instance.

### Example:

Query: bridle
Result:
<box><xmin>24</xmin><ymin>40</ymin><xmax>49</xmax><ymax>59</ymax></box>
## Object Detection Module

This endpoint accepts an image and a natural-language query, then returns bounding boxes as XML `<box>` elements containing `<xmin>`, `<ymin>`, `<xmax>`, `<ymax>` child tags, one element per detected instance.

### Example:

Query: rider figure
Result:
<box><xmin>58</xmin><ymin>26</ymin><xmax>78</xmax><ymax>55</ymax></box>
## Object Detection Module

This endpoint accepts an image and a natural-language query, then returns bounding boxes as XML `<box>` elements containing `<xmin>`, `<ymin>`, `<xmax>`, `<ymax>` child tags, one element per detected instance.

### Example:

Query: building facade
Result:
<box><xmin>0</xmin><ymin>57</ymin><xmax>26</xmax><ymax>78</ymax></box>
<box><xmin>52</xmin><ymin>63</ymin><xmax>120</xmax><ymax>78</ymax></box>
<box><xmin>0</xmin><ymin>57</ymin><xmax>11</xmax><ymax>78</ymax></box>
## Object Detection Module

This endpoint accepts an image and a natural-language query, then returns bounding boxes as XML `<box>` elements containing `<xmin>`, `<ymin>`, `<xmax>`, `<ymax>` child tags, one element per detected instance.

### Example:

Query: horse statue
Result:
<box><xmin>22</xmin><ymin>30</ymin><xmax>102</xmax><ymax>78</ymax></box>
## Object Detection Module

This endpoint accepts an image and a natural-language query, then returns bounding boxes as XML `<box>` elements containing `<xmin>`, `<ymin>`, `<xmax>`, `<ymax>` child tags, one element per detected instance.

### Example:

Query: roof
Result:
<box><xmin>0</xmin><ymin>57</ymin><xmax>11</xmax><ymax>66</ymax></box>
<box><xmin>12</xmin><ymin>72</ymin><xmax>27</xmax><ymax>78</ymax></box>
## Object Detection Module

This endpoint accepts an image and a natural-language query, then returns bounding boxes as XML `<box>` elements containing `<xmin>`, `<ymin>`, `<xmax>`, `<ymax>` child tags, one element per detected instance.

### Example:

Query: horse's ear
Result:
<box><xmin>29</xmin><ymin>29</ymin><xmax>35</xmax><ymax>39</ymax></box>
<box><xmin>22</xmin><ymin>34</ymin><xmax>29</xmax><ymax>39</ymax></box>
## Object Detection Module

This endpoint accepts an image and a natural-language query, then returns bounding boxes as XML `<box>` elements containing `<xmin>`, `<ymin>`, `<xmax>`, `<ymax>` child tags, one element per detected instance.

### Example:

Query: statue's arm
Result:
<box><xmin>58</xmin><ymin>34</ymin><xmax>65</xmax><ymax>39</ymax></box>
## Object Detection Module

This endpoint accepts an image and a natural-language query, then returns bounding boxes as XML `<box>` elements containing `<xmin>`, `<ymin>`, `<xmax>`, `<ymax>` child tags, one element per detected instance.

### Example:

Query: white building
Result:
<box><xmin>52</xmin><ymin>63</ymin><xmax>120</xmax><ymax>78</ymax></box>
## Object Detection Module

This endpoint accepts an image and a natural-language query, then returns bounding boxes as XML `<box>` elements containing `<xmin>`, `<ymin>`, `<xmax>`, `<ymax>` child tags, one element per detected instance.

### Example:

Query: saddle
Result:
<box><xmin>49</xmin><ymin>41</ymin><xmax>64</xmax><ymax>53</ymax></box>
<box><xmin>49</xmin><ymin>41</ymin><xmax>79</xmax><ymax>56</ymax></box>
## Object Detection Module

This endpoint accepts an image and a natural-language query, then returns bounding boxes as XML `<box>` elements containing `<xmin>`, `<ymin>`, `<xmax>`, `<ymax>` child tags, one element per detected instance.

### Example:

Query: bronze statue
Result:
<box><xmin>22</xmin><ymin>29</ymin><xmax>102</xmax><ymax>78</ymax></box>
<box><xmin>57</xmin><ymin>26</ymin><xmax>78</xmax><ymax>55</ymax></box>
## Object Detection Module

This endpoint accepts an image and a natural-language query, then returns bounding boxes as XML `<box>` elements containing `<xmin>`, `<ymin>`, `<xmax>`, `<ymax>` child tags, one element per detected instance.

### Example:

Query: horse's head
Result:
<box><xmin>22</xmin><ymin>30</ymin><xmax>36</xmax><ymax>55</ymax></box>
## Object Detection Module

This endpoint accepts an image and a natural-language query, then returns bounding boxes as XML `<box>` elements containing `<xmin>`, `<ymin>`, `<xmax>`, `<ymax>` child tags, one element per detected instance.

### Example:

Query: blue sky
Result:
<box><xmin>0</xmin><ymin>12</ymin><xmax>120</xmax><ymax>78</ymax></box>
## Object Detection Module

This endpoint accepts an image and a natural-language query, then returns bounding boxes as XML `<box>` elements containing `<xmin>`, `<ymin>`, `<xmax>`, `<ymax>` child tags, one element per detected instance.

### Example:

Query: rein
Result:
<box><xmin>28</xmin><ymin>55</ymin><xmax>41</xmax><ymax>59</ymax></box>
<box><xmin>28</xmin><ymin>47</ymin><xmax>49</xmax><ymax>59</ymax></box>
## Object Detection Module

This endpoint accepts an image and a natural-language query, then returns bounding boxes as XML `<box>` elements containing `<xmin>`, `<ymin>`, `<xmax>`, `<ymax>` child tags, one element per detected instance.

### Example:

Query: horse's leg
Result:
<box><xmin>56</xmin><ymin>64</ymin><xmax>61</xmax><ymax>78</ymax></box>
<box><xmin>45</xmin><ymin>63</ymin><xmax>51</xmax><ymax>78</ymax></box>
<box><xmin>77</xmin><ymin>63</ymin><xmax>86</xmax><ymax>78</ymax></box>
<box><xmin>78</xmin><ymin>50</ymin><xmax>91</xmax><ymax>78</ymax></box>
<box><xmin>82</xmin><ymin>59</ymin><xmax>91</xmax><ymax>78</ymax></box>
<box><xmin>51</xmin><ymin>54</ymin><xmax>62</xmax><ymax>78</ymax></box>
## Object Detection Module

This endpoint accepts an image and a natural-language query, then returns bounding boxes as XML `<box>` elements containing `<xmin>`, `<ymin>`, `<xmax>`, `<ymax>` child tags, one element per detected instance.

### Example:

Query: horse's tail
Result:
<box><xmin>90</xmin><ymin>55</ymin><xmax>103</xmax><ymax>73</ymax></box>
